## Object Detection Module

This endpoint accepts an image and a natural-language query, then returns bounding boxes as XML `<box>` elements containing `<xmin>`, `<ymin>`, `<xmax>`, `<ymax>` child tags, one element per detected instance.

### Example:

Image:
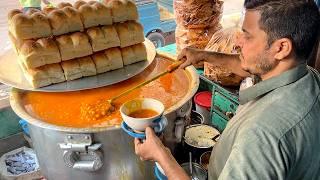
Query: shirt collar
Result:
<box><xmin>239</xmin><ymin>64</ymin><xmax>308</xmax><ymax>105</ymax></box>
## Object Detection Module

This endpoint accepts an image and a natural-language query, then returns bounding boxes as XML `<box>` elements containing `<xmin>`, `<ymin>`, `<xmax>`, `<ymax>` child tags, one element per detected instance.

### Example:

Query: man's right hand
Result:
<box><xmin>177</xmin><ymin>47</ymin><xmax>205</xmax><ymax>69</ymax></box>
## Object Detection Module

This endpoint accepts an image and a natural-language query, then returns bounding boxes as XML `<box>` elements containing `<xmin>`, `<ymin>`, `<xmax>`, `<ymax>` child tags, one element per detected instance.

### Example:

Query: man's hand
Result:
<box><xmin>134</xmin><ymin>127</ymin><xmax>169</xmax><ymax>162</ymax></box>
<box><xmin>134</xmin><ymin>127</ymin><xmax>191</xmax><ymax>179</ymax></box>
<box><xmin>177</xmin><ymin>47</ymin><xmax>205</xmax><ymax>69</ymax></box>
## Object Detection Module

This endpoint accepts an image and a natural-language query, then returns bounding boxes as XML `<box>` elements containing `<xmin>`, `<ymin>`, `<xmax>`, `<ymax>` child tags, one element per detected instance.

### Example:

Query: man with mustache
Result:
<box><xmin>134</xmin><ymin>0</ymin><xmax>320</xmax><ymax>179</ymax></box>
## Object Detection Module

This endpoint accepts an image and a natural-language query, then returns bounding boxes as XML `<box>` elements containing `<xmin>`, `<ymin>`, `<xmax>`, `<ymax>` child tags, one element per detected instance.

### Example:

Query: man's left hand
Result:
<box><xmin>134</xmin><ymin>127</ymin><xmax>170</xmax><ymax>162</ymax></box>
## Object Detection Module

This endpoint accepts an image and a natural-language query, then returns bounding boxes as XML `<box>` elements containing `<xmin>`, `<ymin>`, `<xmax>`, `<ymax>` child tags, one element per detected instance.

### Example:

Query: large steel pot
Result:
<box><xmin>10</xmin><ymin>65</ymin><xmax>199</xmax><ymax>180</ymax></box>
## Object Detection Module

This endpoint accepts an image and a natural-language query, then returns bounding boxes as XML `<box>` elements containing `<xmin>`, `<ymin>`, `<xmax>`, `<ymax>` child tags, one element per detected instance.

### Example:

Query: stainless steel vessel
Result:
<box><xmin>10</xmin><ymin>65</ymin><xmax>199</xmax><ymax>180</ymax></box>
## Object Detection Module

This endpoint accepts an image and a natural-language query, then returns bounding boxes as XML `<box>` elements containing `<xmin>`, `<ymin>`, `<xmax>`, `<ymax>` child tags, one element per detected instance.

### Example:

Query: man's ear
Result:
<box><xmin>273</xmin><ymin>38</ymin><xmax>293</xmax><ymax>61</ymax></box>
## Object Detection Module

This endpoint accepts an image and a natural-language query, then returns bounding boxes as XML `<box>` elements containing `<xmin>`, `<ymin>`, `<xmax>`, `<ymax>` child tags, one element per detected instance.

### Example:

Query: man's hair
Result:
<box><xmin>244</xmin><ymin>0</ymin><xmax>320</xmax><ymax>62</ymax></box>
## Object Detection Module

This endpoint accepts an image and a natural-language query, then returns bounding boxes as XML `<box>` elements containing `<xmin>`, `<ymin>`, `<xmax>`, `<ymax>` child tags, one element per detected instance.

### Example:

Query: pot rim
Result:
<box><xmin>10</xmin><ymin>65</ymin><xmax>199</xmax><ymax>133</ymax></box>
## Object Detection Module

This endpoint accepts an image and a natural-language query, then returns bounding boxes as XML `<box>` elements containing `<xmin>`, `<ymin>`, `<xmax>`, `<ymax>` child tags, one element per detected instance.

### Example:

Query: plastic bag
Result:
<box><xmin>175</xmin><ymin>25</ymin><xmax>221</xmax><ymax>53</ymax></box>
<box><xmin>174</xmin><ymin>0</ymin><xmax>223</xmax><ymax>29</ymax></box>
<box><xmin>205</xmin><ymin>27</ymin><xmax>242</xmax><ymax>55</ymax></box>
<box><xmin>0</xmin><ymin>147</ymin><xmax>41</xmax><ymax>180</ymax></box>
<box><xmin>174</xmin><ymin>0</ymin><xmax>223</xmax><ymax>53</ymax></box>
<box><xmin>204</xmin><ymin>62</ymin><xmax>244</xmax><ymax>86</ymax></box>
<box><xmin>203</xmin><ymin>27</ymin><xmax>244</xmax><ymax>86</ymax></box>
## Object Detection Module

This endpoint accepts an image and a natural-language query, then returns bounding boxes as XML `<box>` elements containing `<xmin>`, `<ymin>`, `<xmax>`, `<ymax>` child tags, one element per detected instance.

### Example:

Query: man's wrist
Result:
<box><xmin>156</xmin><ymin>147</ymin><xmax>171</xmax><ymax>164</ymax></box>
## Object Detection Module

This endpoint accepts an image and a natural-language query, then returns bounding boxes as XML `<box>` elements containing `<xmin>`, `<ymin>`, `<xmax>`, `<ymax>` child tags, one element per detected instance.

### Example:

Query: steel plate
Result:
<box><xmin>0</xmin><ymin>39</ymin><xmax>156</xmax><ymax>92</ymax></box>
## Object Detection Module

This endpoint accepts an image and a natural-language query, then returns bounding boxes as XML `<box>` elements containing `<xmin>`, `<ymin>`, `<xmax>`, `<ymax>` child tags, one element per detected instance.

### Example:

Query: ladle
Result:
<box><xmin>82</xmin><ymin>57</ymin><xmax>184</xmax><ymax>120</ymax></box>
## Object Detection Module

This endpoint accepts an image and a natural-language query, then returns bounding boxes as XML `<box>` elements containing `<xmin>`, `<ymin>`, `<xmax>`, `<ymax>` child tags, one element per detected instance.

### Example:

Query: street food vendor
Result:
<box><xmin>134</xmin><ymin>0</ymin><xmax>320</xmax><ymax>179</ymax></box>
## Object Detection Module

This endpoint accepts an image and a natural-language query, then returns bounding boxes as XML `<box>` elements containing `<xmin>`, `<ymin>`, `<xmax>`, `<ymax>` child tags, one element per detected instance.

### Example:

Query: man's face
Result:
<box><xmin>237</xmin><ymin>11</ymin><xmax>276</xmax><ymax>76</ymax></box>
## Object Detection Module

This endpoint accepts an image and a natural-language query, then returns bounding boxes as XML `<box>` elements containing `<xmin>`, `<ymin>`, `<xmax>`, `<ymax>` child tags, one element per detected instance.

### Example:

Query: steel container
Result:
<box><xmin>9</xmin><ymin>66</ymin><xmax>199</xmax><ymax>180</ymax></box>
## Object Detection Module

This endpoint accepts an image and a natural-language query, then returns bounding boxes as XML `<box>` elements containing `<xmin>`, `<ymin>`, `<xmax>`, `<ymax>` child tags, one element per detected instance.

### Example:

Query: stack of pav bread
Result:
<box><xmin>8</xmin><ymin>0</ymin><xmax>147</xmax><ymax>88</ymax></box>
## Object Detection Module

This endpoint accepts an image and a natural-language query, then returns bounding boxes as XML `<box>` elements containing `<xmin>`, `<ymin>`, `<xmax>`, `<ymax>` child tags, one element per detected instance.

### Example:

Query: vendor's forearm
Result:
<box><xmin>158</xmin><ymin>149</ymin><xmax>190</xmax><ymax>180</ymax></box>
<box><xmin>191</xmin><ymin>48</ymin><xmax>250</xmax><ymax>77</ymax></box>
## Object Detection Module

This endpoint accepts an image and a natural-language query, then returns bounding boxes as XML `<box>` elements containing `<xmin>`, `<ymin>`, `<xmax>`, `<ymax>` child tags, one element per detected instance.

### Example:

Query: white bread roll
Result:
<box><xmin>61</xmin><ymin>60</ymin><xmax>83</xmax><ymax>81</ymax></box>
<box><xmin>74</xmin><ymin>0</ymin><xmax>87</xmax><ymax>9</ymax></box>
<box><xmin>8</xmin><ymin>9</ymin><xmax>52</xmax><ymax>40</ymax></box>
<box><xmin>63</xmin><ymin>7</ymin><xmax>84</xmax><ymax>33</ymax></box>
<box><xmin>18</xmin><ymin>37</ymin><xmax>61</xmax><ymax>69</ymax></box>
<box><xmin>131</xmin><ymin>43</ymin><xmax>147</xmax><ymax>61</ymax></box>
<box><xmin>42</xmin><ymin>6</ymin><xmax>57</xmax><ymax>15</ymax></box>
<box><xmin>42</xmin><ymin>1</ymin><xmax>72</xmax><ymax>14</ymax></box>
<box><xmin>107</xmin><ymin>0</ymin><xmax>138</xmax><ymax>23</ymax></box>
<box><xmin>87</xmin><ymin>26</ymin><xmax>120</xmax><ymax>52</ymax></box>
<box><xmin>57</xmin><ymin>2</ymin><xmax>73</xmax><ymax>8</ymax></box>
<box><xmin>91</xmin><ymin>52</ymin><xmax>108</xmax><ymax>74</ymax></box>
<box><xmin>56</xmin><ymin>32</ymin><xmax>93</xmax><ymax>61</ymax></box>
<box><xmin>91</xmin><ymin>47</ymin><xmax>123</xmax><ymax>73</ymax></box>
<box><xmin>120</xmin><ymin>45</ymin><xmax>134</xmax><ymax>66</ymax></box>
<box><xmin>76</xmin><ymin>1</ymin><xmax>112</xmax><ymax>28</ymax></box>
<box><xmin>20</xmin><ymin>61</ymin><xmax>50</xmax><ymax>88</ymax></box>
<box><xmin>104</xmin><ymin>48</ymin><xmax>123</xmax><ymax>70</ymax></box>
<box><xmin>86</xmin><ymin>27</ymin><xmax>109</xmax><ymax>52</ymax></box>
<box><xmin>121</xmin><ymin>43</ymin><xmax>147</xmax><ymax>65</ymax></box>
<box><xmin>115</xmin><ymin>21</ymin><xmax>144</xmax><ymax>47</ymax></box>
<box><xmin>47</xmin><ymin>9</ymin><xmax>68</xmax><ymax>35</ymax></box>
<box><xmin>46</xmin><ymin>63</ymin><xmax>66</xmax><ymax>84</ymax></box>
<box><xmin>7</xmin><ymin>9</ymin><xmax>22</xmax><ymax>20</ymax></box>
<box><xmin>8</xmin><ymin>31</ymin><xmax>23</xmax><ymax>54</ymax></box>
<box><xmin>20</xmin><ymin>62</ymin><xmax>65</xmax><ymax>88</ymax></box>
<box><xmin>77</xmin><ymin>56</ymin><xmax>97</xmax><ymax>77</ymax></box>
<box><xmin>101</xmin><ymin>25</ymin><xmax>120</xmax><ymax>48</ymax></box>
<box><xmin>48</xmin><ymin>7</ymin><xmax>84</xmax><ymax>36</ymax></box>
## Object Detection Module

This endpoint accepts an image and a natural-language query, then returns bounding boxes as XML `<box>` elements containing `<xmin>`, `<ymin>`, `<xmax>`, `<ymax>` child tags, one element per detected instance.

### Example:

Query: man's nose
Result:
<box><xmin>235</xmin><ymin>32</ymin><xmax>244</xmax><ymax>49</ymax></box>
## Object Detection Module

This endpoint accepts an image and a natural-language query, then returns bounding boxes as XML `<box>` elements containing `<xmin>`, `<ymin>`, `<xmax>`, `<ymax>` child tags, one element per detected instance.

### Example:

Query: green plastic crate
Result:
<box><xmin>198</xmin><ymin>75</ymin><xmax>240</xmax><ymax>132</ymax></box>
<box><xmin>211</xmin><ymin>111</ymin><xmax>228</xmax><ymax>132</ymax></box>
<box><xmin>212</xmin><ymin>92</ymin><xmax>238</xmax><ymax>119</ymax></box>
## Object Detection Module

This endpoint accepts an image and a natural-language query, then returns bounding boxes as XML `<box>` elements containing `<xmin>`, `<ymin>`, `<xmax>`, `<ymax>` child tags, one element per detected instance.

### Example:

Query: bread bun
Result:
<box><xmin>91</xmin><ymin>47</ymin><xmax>123</xmax><ymax>73</ymax></box>
<box><xmin>121</xmin><ymin>43</ymin><xmax>147</xmax><ymax>65</ymax></box>
<box><xmin>18</xmin><ymin>37</ymin><xmax>61</xmax><ymax>69</ymax></box>
<box><xmin>20</xmin><ymin>62</ymin><xmax>65</xmax><ymax>88</ymax></box>
<box><xmin>8</xmin><ymin>10</ymin><xmax>52</xmax><ymax>39</ymax></box>
<box><xmin>100</xmin><ymin>25</ymin><xmax>120</xmax><ymax>47</ymax></box>
<box><xmin>77</xmin><ymin>56</ymin><xmax>97</xmax><ymax>77</ymax></box>
<box><xmin>57</xmin><ymin>2</ymin><xmax>73</xmax><ymax>8</ymax></box>
<box><xmin>56</xmin><ymin>32</ymin><xmax>93</xmax><ymax>61</ymax></box>
<box><xmin>61</xmin><ymin>59</ymin><xmax>83</xmax><ymax>81</ymax></box>
<box><xmin>107</xmin><ymin>0</ymin><xmax>138</xmax><ymax>22</ymax></box>
<box><xmin>76</xmin><ymin>1</ymin><xmax>112</xmax><ymax>28</ymax></box>
<box><xmin>48</xmin><ymin>7</ymin><xmax>84</xmax><ymax>36</ymax></box>
<box><xmin>115</xmin><ymin>21</ymin><xmax>144</xmax><ymax>47</ymax></box>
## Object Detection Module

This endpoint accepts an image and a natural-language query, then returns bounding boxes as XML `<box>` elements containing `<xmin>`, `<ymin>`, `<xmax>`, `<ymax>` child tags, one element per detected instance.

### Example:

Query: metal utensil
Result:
<box><xmin>189</xmin><ymin>152</ymin><xmax>193</xmax><ymax>178</ymax></box>
<box><xmin>83</xmin><ymin>60</ymin><xmax>184</xmax><ymax>120</ymax></box>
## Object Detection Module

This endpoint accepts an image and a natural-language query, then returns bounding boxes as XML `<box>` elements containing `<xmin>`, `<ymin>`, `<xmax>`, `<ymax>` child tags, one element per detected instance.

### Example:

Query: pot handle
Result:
<box><xmin>59</xmin><ymin>134</ymin><xmax>103</xmax><ymax>172</ymax></box>
<box><xmin>62</xmin><ymin>146</ymin><xmax>103</xmax><ymax>171</ymax></box>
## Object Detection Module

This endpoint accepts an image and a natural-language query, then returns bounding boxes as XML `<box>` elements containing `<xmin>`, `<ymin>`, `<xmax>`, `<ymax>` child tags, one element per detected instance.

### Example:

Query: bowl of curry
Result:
<box><xmin>120</xmin><ymin>98</ymin><xmax>164</xmax><ymax>132</ymax></box>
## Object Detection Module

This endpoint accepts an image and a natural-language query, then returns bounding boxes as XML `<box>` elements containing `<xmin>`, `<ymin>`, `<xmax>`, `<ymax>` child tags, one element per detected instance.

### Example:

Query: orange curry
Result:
<box><xmin>128</xmin><ymin>109</ymin><xmax>159</xmax><ymax>118</ymax></box>
<box><xmin>22</xmin><ymin>57</ymin><xmax>190</xmax><ymax>128</ymax></box>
